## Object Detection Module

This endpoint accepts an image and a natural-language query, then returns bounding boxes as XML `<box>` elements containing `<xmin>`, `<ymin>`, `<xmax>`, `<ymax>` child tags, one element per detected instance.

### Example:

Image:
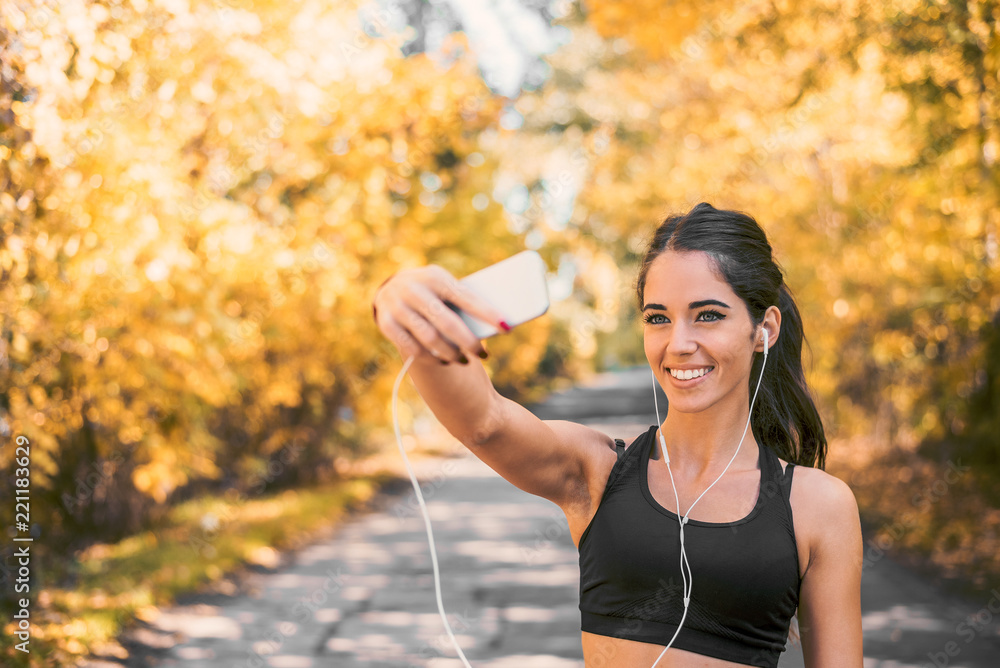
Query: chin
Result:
<box><xmin>664</xmin><ymin>399</ymin><xmax>715</xmax><ymax>415</ymax></box>
<box><xmin>660</xmin><ymin>390</ymin><xmax>714</xmax><ymax>413</ymax></box>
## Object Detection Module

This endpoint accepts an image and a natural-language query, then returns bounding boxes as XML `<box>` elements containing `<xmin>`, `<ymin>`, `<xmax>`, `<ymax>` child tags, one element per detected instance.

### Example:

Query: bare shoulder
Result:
<box><xmin>787</xmin><ymin>464</ymin><xmax>860</xmax><ymax>520</ymax></box>
<box><xmin>462</xmin><ymin>392</ymin><xmax>644</xmax><ymax>513</ymax></box>
<box><xmin>543</xmin><ymin>419</ymin><xmax>620</xmax><ymax>473</ymax></box>
<box><xmin>542</xmin><ymin>420</ymin><xmax>645</xmax><ymax>543</ymax></box>
<box><xmin>784</xmin><ymin>461</ymin><xmax>862</xmax><ymax>575</ymax></box>
<box><xmin>542</xmin><ymin>418</ymin><xmax>618</xmax><ymax>451</ymax></box>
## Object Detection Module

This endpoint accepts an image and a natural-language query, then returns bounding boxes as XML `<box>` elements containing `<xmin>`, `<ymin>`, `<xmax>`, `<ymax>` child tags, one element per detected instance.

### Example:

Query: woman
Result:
<box><xmin>371</xmin><ymin>202</ymin><xmax>863</xmax><ymax>667</ymax></box>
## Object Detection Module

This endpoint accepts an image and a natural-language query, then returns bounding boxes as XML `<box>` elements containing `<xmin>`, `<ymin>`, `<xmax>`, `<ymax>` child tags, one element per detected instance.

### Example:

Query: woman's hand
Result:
<box><xmin>372</xmin><ymin>265</ymin><xmax>510</xmax><ymax>365</ymax></box>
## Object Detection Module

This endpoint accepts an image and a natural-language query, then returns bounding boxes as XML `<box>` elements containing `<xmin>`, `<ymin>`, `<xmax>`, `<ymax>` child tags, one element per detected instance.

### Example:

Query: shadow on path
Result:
<box><xmin>84</xmin><ymin>367</ymin><xmax>1000</xmax><ymax>667</ymax></box>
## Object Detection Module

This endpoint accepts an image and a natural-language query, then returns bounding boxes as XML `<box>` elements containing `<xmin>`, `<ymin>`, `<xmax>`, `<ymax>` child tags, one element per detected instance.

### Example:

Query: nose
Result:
<box><xmin>667</xmin><ymin>320</ymin><xmax>698</xmax><ymax>356</ymax></box>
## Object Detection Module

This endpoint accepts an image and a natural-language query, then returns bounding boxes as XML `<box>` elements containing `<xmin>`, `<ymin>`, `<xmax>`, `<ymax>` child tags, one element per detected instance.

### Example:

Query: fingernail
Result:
<box><xmin>458</xmin><ymin>354</ymin><xmax>469</xmax><ymax>365</ymax></box>
<box><xmin>499</xmin><ymin>320</ymin><xmax>511</xmax><ymax>332</ymax></box>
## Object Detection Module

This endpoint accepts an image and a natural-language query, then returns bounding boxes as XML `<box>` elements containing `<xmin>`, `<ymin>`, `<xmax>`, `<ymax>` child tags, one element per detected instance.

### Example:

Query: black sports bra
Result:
<box><xmin>578</xmin><ymin>425</ymin><xmax>800</xmax><ymax>667</ymax></box>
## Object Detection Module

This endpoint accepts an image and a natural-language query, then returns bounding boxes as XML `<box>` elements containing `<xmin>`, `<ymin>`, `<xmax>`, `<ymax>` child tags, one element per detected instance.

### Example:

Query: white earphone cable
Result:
<box><xmin>391</xmin><ymin>332</ymin><xmax>768</xmax><ymax>668</ymax></box>
<box><xmin>649</xmin><ymin>332</ymin><xmax>769</xmax><ymax>667</ymax></box>
<box><xmin>650</xmin><ymin>377</ymin><xmax>693</xmax><ymax>660</ymax></box>
<box><xmin>393</xmin><ymin>353</ymin><xmax>473</xmax><ymax>667</ymax></box>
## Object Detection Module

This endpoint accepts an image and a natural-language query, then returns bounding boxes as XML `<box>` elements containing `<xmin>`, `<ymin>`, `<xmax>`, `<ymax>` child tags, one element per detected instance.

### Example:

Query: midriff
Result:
<box><xmin>582</xmin><ymin>631</ymin><xmax>754</xmax><ymax>668</ymax></box>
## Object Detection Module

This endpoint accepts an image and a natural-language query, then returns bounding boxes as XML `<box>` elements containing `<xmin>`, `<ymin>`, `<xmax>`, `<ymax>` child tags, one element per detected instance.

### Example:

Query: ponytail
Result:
<box><xmin>636</xmin><ymin>202</ymin><xmax>828</xmax><ymax>468</ymax></box>
<box><xmin>750</xmin><ymin>284</ymin><xmax>827</xmax><ymax>469</ymax></box>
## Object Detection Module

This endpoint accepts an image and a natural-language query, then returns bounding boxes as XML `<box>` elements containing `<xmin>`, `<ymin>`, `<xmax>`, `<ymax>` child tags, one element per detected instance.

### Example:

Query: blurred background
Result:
<box><xmin>1</xmin><ymin>0</ymin><xmax>999</xmax><ymax>664</ymax></box>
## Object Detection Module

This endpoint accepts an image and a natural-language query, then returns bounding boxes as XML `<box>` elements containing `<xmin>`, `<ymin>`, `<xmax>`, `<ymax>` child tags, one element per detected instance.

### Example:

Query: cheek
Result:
<box><xmin>704</xmin><ymin>333</ymin><xmax>752</xmax><ymax>370</ymax></box>
<box><xmin>643</xmin><ymin>336</ymin><xmax>655</xmax><ymax>363</ymax></box>
<box><xmin>721</xmin><ymin>343</ymin><xmax>755</xmax><ymax>375</ymax></box>
<box><xmin>643</xmin><ymin>330</ymin><xmax>666</xmax><ymax>360</ymax></box>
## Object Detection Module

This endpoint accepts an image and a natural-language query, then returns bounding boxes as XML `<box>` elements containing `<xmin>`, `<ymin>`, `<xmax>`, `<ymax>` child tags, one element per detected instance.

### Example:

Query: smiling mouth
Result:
<box><xmin>668</xmin><ymin>366</ymin><xmax>714</xmax><ymax>380</ymax></box>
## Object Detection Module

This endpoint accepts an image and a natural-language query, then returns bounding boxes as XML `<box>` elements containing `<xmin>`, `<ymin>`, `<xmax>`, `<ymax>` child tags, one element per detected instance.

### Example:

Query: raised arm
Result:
<box><xmin>372</xmin><ymin>265</ymin><xmax>615</xmax><ymax>511</ymax></box>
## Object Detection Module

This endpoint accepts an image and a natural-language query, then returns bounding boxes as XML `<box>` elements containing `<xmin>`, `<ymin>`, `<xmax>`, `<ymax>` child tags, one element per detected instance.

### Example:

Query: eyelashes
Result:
<box><xmin>642</xmin><ymin>310</ymin><xmax>726</xmax><ymax>324</ymax></box>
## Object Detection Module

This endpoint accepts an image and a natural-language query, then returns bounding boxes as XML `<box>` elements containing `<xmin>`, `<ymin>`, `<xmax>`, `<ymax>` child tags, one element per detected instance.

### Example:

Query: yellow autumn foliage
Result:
<box><xmin>0</xmin><ymin>0</ymin><xmax>553</xmax><ymax>549</ymax></box>
<box><xmin>2</xmin><ymin>0</ymin><xmax>1000</xmax><ymax>663</ymax></box>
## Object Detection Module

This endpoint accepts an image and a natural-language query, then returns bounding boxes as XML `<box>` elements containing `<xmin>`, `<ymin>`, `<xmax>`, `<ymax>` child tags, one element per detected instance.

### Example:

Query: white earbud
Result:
<box><xmin>763</xmin><ymin>328</ymin><xmax>769</xmax><ymax>357</ymax></box>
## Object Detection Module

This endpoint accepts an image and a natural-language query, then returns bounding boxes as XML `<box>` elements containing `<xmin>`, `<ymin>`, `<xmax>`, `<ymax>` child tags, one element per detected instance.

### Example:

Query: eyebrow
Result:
<box><xmin>642</xmin><ymin>299</ymin><xmax>732</xmax><ymax>312</ymax></box>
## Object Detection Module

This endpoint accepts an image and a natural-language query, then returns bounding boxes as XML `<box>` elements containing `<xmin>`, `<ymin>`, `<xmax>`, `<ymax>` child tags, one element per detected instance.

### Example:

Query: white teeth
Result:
<box><xmin>670</xmin><ymin>367</ymin><xmax>710</xmax><ymax>380</ymax></box>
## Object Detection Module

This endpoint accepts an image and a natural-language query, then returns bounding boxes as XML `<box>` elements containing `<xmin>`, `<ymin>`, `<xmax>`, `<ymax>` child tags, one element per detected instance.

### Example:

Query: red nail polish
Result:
<box><xmin>499</xmin><ymin>321</ymin><xmax>511</xmax><ymax>332</ymax></box>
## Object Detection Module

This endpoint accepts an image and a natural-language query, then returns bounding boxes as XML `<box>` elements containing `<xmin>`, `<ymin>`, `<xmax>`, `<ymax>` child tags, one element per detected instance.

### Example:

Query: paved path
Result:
<box><xmin>88</xmin><ymin>368</ymin><xmax>1000</xmax><ymax>667</ymax></box>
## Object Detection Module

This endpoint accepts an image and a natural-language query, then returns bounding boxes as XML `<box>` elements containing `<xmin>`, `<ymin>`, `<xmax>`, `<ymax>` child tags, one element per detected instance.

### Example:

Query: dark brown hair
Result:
<box><xmin>636</xmin><ymin>202</ymin><xmax>827</xmax><ymax>469</ymax></box>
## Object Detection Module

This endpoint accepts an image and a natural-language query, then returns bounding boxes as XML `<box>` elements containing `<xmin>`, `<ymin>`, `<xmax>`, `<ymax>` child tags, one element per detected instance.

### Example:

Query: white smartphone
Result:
<box><xmin>445</xmin><ymin>250</ymin><xmax>550</xmax><ymax>339</ymax></box>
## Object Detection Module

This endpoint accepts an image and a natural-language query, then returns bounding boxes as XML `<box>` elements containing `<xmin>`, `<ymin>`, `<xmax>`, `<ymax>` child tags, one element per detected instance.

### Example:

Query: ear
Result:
<box><xmin>756</xmin><ymin>305</ymin><xmax>781</xmax><ymax>353</ymax></box>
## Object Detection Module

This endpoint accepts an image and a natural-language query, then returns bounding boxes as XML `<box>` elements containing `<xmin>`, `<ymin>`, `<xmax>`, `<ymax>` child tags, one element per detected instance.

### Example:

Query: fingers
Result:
<box><xmin>372</xmin><ymin>264</ymin><xmax>509</xmax><ymax>365</ymax></box>
<box><xmin>378</xmin><ymin>281</ymin><xmax>473</xmax><ymax>364</ymax></box>
<box><xmin>403</xmin><ymin>281</ymin><xmax>489</xmax><ymax>363</ymax></box>
<box><xmin>381</xmin><ymin>315</ymin><xmax>455</xmax><ymax>365</ymax></box>
<box><xmin>427</xmin><ymin>266</ymin><xmax>510</xmax><ymax>336</ymax></box>
<box><xmin>398</xmin><ymin>298</ymin><xmax>472</xmax><ymax>363</ymax></box>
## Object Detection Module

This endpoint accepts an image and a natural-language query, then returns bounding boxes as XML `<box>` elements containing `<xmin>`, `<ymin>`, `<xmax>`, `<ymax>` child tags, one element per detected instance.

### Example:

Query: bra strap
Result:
<box><xmin>782</xmin><ymin>463</ymin><xmax>796</xmax><ymax>500</ymax></box>
<box><xmin>614</xmin><ymin>438</ymin><xmax>625</xmax><ymax>461</ymax></box>
<box><xmin>760</xmin><ymin>444</ymin><xmax>796</xmax><ymax>504</ymax></box>
<box><xmin>760</xmin><ymin>441</ymin><xmax>780</xmax><ymax>479</ymax></box>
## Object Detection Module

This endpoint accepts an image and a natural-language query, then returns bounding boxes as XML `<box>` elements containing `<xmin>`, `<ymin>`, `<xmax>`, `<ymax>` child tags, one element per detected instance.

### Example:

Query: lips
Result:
<box><xmin>668</xmin><ymin>366</ymin><xmax>714</xmax><ymax>381</ymax></box>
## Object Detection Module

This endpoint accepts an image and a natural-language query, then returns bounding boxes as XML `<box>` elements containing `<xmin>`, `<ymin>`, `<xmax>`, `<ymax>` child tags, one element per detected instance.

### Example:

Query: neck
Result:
<box><xmin>656</xmin><ymin>392</ymin><xmax>758</xmax><ymax>479</ymax></box>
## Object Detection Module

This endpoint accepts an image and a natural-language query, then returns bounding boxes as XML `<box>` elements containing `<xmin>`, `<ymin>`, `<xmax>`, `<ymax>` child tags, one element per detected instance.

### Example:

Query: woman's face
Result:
<box><xmin>642</xmin><ymin>250</ymin><xmax>759</xmax><ymax>417</ymax></box>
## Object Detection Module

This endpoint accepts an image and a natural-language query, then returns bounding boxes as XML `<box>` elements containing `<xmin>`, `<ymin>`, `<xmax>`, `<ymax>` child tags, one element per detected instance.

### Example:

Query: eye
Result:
<box><xmin>643</xmin><ymin>313</ymin><xmax>668</xmax><ymax>325</ymax></box>
<box><xmin>697</xmin><ymin>310</ymin><xmax>725</xmax><ymax>322</ymax></box>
